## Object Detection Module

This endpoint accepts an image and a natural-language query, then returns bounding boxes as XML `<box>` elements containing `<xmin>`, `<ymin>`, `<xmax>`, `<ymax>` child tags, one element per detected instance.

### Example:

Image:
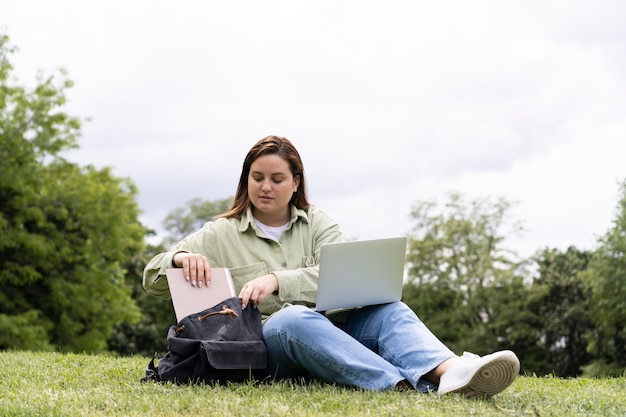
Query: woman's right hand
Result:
<box><xmin>172</xmin><ymin>252</ymin><xmax>211</xmax><ymax>288</ymax></box>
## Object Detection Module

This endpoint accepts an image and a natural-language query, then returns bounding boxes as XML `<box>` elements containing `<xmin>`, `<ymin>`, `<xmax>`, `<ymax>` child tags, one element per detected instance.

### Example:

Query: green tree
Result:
<box><xmin>480</xmin><ymin>274</ymin><xmax>546</xmax><ymax>373</ymax></box>
<box><xmin>530</xmin><ymin>247</ymin><xmax>593</xmax><ymax>377</ymax></box>
<box><xmin>0</xmin><ymin>34</ymin><xmax>144</xmax><ymax>352</ymax></box>
<box><xmin>108</xmin><ymin>238</ymin><xmax>174</xmax><ymax>356</ymax></box>
<box><xmin>403</xmin><ymin>192</ymin><xmax>536</xmax><ymax>359</ymax></box>
<box><xmin>161</xmin><ymin>196</ymin><xmax>232</xmax><ymax>246</ymax></box>
<box><xmin>584</xmin><ymin>180</ymin><xmax>626</xmax><ymax>376</ymax></box>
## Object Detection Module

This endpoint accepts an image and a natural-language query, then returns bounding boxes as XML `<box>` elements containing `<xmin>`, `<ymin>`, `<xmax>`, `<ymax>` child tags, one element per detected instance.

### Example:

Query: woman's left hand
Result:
<box><xmin>239</xmin><ymin>273</ymin><xmax>278</xmax><ymax>310</ymax></box>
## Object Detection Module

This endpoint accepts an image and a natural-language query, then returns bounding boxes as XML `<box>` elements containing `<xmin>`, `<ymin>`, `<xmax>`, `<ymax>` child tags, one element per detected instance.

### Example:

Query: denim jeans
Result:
<box><xmin>259</xmin><ymin>301</ymin><xmax>456</xmax><ymax>391</ymax></box>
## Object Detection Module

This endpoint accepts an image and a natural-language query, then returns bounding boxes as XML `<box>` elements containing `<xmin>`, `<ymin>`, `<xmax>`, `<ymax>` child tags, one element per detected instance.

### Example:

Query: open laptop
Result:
<box><xmin>314</xmin><ymin>236</ymin><xmax>407</xmax><ymax>311</ymax></box>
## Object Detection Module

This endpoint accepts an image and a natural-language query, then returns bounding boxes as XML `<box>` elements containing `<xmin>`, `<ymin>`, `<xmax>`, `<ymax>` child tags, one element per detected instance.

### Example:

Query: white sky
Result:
<box><xmin>3</xmin><ymin>0</ymin><xmax>626</xmax><ymax>258</ymax></box>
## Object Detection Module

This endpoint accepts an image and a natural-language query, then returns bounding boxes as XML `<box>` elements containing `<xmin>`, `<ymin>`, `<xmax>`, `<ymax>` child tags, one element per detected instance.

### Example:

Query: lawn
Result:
<box><xmin>1</xmin><ymin>351</ymin><xmax>625</xmax><ymax>416</ymax></box>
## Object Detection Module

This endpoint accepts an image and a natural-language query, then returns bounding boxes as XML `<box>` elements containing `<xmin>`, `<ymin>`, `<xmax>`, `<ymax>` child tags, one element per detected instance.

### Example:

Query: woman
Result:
<box><xmin>143</xmin><ymin>135</ymin><xmax>520</xmax><ymax>396</ymax></box>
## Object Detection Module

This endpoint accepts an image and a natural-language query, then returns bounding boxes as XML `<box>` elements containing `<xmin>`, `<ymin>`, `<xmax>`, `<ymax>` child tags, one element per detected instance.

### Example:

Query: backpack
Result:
<box><xmin>141</xmin><ymin>296</ymin><xmax>267</xmax><ymax>384</ymax></box>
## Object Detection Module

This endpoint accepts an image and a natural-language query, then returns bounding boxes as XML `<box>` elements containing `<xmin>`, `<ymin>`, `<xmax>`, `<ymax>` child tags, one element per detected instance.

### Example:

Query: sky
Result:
<box><xmin>3</xmin><ymin>0</ymin><xmax>626</xmax><ymax>259</ymax></box>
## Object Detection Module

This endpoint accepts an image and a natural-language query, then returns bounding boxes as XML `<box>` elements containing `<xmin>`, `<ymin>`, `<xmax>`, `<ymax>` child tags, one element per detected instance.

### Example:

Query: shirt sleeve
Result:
<box><xmin>142</xmin><ymin>250</ymin><xmax>178</xmax><ymax>299</ymax></box>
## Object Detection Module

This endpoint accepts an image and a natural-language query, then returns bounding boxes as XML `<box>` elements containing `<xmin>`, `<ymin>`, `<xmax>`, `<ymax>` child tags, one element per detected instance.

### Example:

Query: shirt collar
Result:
<box><xmin>239</xmin><ymin>205</ymin><xmax>309</xmax><ymax>232</ymax></box>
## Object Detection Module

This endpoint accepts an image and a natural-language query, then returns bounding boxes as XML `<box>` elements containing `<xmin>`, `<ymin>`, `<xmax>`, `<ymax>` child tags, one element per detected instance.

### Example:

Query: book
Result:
<box><xmin>166</xmin><ymin>268</ymin><xmax>237</xmax><ymax>322</ymax></box>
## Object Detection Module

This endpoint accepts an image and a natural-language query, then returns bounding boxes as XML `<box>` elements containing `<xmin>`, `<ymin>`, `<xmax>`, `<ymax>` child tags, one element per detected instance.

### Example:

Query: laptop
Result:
<box><xmin>166</xmin><ymin>268</ymin><xmax>237</xmax><ymax>322</ymax></box>
<box><xmin>314</xmin><ymin>236</ymin><xmax>407</xmax><ymax>311</ymax></box>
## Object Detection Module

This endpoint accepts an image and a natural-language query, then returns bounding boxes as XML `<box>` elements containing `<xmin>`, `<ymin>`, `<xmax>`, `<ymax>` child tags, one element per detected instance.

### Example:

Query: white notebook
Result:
<box><xmin>166</xmin><ymin>268</ymin><xmax>237</xmax><ymax>322</ymax></box>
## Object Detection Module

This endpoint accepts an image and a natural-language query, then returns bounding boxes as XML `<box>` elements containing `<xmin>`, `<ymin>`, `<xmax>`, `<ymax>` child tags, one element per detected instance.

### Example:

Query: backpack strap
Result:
<box><xmin>140</xmin><ymin>356</ymin><xmax>162</xmax><ymax>383</ymax></box>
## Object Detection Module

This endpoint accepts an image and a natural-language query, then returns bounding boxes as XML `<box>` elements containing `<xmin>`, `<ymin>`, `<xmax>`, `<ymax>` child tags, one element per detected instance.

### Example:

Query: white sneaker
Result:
<box><xmin>437</xmin><ymin>350</ymin><xmax>520</xmax><ymax>399</ymax></box>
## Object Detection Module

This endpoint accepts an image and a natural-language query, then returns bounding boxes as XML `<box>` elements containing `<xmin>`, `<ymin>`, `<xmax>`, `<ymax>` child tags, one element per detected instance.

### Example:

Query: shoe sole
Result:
<box><xmin>439</xmin><ymin>351</ymin><xmax>520</xmax><ymax>399</ymax></box>
<box><xmin>438</xmin><ymin>351</ymin><xmax>520</xmax><ymax>399</ymax></box>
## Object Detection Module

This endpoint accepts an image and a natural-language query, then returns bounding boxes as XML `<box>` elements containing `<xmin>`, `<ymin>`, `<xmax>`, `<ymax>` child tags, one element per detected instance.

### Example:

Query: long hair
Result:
<box><xmin>218</xmin><ymin>136</ymin><xmax>310</xmax><ymax>219</ymax></box>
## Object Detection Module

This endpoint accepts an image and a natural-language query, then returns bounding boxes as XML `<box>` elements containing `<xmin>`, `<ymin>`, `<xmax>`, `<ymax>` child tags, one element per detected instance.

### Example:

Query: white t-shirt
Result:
<box><xmin>254</xmin><ymin>218</ymin><xmax>289</xmax><ymax>242</ymax></box>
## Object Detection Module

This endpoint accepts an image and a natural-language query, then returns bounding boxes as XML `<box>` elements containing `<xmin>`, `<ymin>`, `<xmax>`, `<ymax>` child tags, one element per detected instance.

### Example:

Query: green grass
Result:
<box><xmin>1</xmin><ymin>351</ymin><xmax>625</xmax><ymax>416</ymax></box>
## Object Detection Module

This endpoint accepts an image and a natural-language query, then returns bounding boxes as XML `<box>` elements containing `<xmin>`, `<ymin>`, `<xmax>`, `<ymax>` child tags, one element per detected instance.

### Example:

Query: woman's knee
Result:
<box><xmin>263</xmin><ymin>305</ymin><xmax>328</xmax><ymax>336</ymax></box>
<box><xmin>358</xmin><ymin>301</ymin><xmax>413</xmax><ymax>317</ymax></box>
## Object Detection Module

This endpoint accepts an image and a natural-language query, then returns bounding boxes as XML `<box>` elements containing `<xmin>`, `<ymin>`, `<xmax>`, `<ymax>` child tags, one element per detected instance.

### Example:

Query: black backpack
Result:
<box><xmin>142</xmin><ymin>296</ymin><xmax>267</xmax><ymax>384</ymax></box>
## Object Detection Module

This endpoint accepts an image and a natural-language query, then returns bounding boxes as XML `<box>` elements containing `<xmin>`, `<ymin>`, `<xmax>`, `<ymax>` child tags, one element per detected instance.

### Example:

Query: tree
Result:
<box><xmin>584</xmin><ymin>179</ymin><xmax>626</xmax><ymax>375</ymax></box>
<box><xmin>108</xmin><ymin>238</ymin><xmax>174</xmax><ymax>356</ymax></box>
<box><xmin>0</xmin><ymin>34</ymin><xmax>145</xmax><ymax>352</ymax></box>
<box><xmin>161</xmin><ymin>196</ymin><xmax>232</xmax><ymax>246</ymax></box>
<box><xmin>529</xmin><ymin>247</ymin><xmax>593</xmax><ymax>376</ymax></box>
<box><xmin>402</xmin><ymin>192</ymin><xmax>537</xmax><ymax>361</ymax></box>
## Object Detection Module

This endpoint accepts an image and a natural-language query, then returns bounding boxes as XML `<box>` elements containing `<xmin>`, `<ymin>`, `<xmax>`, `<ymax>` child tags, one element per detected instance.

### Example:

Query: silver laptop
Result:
<box><xmin>315</xmin><ymin>236</ymin><xmax>407</xmax><ymax>311</ymax></box>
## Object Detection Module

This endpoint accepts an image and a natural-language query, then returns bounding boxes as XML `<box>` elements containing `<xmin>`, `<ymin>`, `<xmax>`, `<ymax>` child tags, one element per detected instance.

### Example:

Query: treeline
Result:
<box><xmin>0</xmin><ymin>34</ymin><xmax>144</xmax><ymax>353</ymax></box>
<box><xmin>1</xmin><ymin>34</ymin><xmax>624</xmax><ymax>377</ymax></box>
<box><xmin>401</xmin><ymin>192</ymin><xmax>626</xmax><ymax>377</ymax></box>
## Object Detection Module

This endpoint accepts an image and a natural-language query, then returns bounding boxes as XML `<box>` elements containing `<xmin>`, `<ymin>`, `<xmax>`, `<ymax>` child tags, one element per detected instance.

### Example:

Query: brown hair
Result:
<box><xmin>218</xmin><ymin>136</ymin><xmax>310</xmax><ymax>219</ymax></box>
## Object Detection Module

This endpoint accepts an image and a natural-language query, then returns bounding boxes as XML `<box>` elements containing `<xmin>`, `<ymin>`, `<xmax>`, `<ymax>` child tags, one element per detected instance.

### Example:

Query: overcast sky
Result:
<box><xmin>3</xmin><ymin>1</ymin><xmax>626</xmax><ymax>258</ymax></box>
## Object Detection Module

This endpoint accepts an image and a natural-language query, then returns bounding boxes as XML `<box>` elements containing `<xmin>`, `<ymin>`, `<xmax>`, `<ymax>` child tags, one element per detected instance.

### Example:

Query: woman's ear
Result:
<box><xmin>294</xmin><ymin>175</ymin><xmax>301</xmax><ymax>192</ymax></box>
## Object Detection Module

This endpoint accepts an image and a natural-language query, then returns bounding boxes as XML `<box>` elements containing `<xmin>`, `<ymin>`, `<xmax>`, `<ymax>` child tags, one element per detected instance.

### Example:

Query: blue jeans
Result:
<box><xmin>259</xmin><ymin>301</ymin><xmax>456</xmax><ymax>391</ymax></box>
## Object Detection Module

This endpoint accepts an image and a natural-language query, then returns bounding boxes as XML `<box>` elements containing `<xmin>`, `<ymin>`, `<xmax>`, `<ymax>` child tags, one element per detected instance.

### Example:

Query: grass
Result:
<box><xmin>1</xmin><ymin>351</ymin><xmax>625</xmax><ymax>416</ymax></box>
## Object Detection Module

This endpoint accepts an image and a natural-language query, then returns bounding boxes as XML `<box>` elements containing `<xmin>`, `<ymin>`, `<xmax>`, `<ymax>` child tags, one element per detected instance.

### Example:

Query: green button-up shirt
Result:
<box><xmin>143</xmin><ymin>205</ymin><xmax>342</xmax><ymax>319</ymax></box>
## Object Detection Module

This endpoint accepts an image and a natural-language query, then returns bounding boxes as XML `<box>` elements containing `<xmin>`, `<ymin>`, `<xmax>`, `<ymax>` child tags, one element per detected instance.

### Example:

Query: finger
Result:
<box><xmin>187</xmin><ymin>256</ymin><xmax>198</xmax><ymax>287</ymax></box>
<box><xmin>249</xmin><ymin>289</ymin><xmax>259</xmax><ymax>307</ymax></box>
<box><xmin>254</xmin><ymin>289</ymin><xmax>267</xmax><ymax>305</ymax></box>
<box><xmin>239</xmin><ymin>285</ymin><xmax>254</xmax><ymax>309</ymax></box>
<box><xmin>202</xmin><ymin>257</ymin><xmax>211</xmax><ymax>287</ymax></box>
<box><xmin>194</xmin><ymin>256</ymin><xmax>210</xmax><ymax>288</ymax></box>
<box><xmin>180</xmin><ymin>254</ymin><xmax>192</xmax><ymax>284</ymax></box>
<box><xmin>196</xmin><ymin>258</ymin><xmax>205</xmax><ymax>288</ymax></box>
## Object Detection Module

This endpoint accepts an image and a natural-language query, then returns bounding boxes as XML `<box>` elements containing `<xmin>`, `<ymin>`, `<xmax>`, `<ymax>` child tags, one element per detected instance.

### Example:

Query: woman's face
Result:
<box><xmin>248</xmin><ymin>154</ymin><xmax>300</xmax><ymax>226</ymax></box>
